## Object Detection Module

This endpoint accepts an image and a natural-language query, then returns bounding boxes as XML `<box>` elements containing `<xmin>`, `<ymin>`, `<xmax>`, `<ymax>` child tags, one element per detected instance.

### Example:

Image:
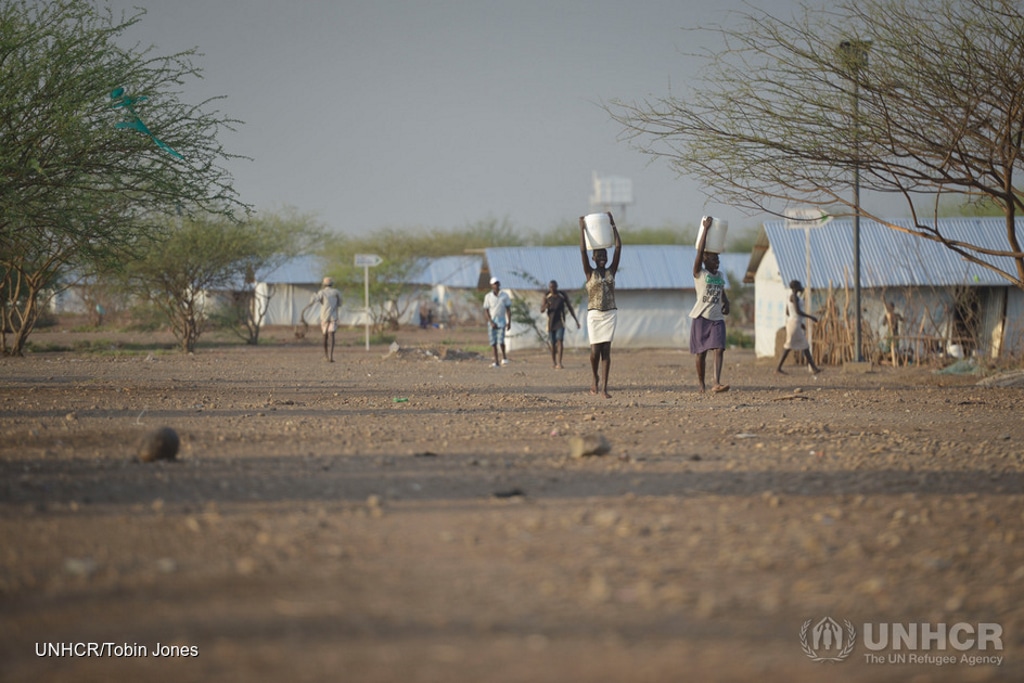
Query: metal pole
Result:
<box><xmin>840</xmin><ymin>39</ymin><xmax>867</xmax><ymax>363</ymax></box>
<box><xmin>364</xmin><ymin>265</ymin><xmax>370</xmax><ymax>351</ymax></box>
<box><xmin>805</xmin><ymin>225</ymin><xmax>813</xmax><ymax>353</ymax></box>
<box><xmin>852</xmin><ymin>60</ymin><xmax>864</xmax><ymax>362</ymax></box>
<box><xmin>853</xmin><ymin>150</ymin><xmax>863</xmax><ymax>361</ymax></box>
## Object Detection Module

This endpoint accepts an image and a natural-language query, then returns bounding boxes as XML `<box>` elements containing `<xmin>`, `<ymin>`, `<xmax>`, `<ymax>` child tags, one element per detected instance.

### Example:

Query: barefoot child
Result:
<box><xmin>776</xmin><ymin>279</ymin><xmax>822</xmax><ymax>374</ymax></box>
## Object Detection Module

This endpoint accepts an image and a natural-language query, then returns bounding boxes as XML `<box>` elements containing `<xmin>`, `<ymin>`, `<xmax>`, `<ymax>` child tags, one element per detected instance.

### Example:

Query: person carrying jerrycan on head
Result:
<box><xmin>580</xmin><ymin>212</ymin><xmax>621</xmax><ymax>398</ymax></box>
<box><xmin>690</xmin><ymin>216</ymin><xmax>730</xmax><ymax>394</ymax></box>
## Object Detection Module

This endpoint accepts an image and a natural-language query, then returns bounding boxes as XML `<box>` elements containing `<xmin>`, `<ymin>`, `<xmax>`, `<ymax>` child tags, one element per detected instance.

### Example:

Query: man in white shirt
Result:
<box><xmin>483</xmin><ymin>277</ymin><xmax>512</xmax><ymax>368</ymax></box>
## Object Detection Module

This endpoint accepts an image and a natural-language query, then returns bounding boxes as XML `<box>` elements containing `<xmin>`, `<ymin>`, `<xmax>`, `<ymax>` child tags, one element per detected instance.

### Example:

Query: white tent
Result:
<box><xmin>255</xmin><ymin>254</ymin><xmax>485</xmax><ymax>329</ymax></box>
<box><xmin>253</xmin><ymin>255</ymin><xmax>367</xmax><ymax>327</ymax></box>
<box><xmin>404</xmin><ymin>255</ymin><xmax>484</xmax><ymax>327</ymax></box>
<box><xmin>255</xmin><ymin>255</ymin><xmax>322</xmax><ymax>327</ymax></box>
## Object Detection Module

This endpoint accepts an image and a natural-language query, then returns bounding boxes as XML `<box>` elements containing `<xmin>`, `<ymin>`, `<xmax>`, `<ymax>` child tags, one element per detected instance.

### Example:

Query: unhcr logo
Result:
<box><xmin>799</xmin><ymin>618</ymin><xmax>1005</xmax><ymax>667</ymax></box>
<box><xmin>800</xmin><ymin>617</ymin><xmax>857</xmax><ymax>662</ymax></box>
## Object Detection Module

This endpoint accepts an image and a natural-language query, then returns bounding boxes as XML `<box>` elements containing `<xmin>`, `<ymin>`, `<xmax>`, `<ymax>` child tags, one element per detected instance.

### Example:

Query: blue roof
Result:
<box><xmin>763</xmin><ymin>217</ymin><xmax>1021</xmax><ymax>289</ymax></box>
<box><xmin>407</xmin><ymin>255</ymin><xmax>483</xmax><ymax>288</ymax></box>
<box><xmin>261</xmin><ymin>254</ymin><xmax>326</xmax><ymax>284</ymax></box>
<box><xmin>485</xmin><ymin>245</ymin><xmax>749</xmax><ymax>291</ymax></box>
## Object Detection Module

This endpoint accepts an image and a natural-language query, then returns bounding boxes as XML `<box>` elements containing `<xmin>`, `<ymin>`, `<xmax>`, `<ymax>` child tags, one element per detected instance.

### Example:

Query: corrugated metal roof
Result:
<box><xmin>259</xmin><ymin>254</ymin><xmax>482</xmax><ymax>288</ymax></box>
<box><xmin>485</xmin><ymin>245</ymin><xmax>748</xmax><ymax>291</ymax></box>
<box><xmin>763</xmin><ymin>217</ymin><xmax>1021</xmax><ymax>289</ymax></box>
<box><xmin>407</xmin><ymin>255</ymin><xmax>483</xmax><ymax>288</ymax></box>
<box><xmin>261</xmin><ymin>254</ymin><xmax>326</xmax><ymax>284</ymax></box>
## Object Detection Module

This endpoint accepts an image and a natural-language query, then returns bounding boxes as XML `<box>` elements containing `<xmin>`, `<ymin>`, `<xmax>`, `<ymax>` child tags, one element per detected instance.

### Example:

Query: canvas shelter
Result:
<box><xmin>483</xmin><ymin>246</ymin><xmax>749</xmax><ymax>352</ymax></box>
<box><xmin>252</xmin><ymin>254</ymin><xmax>356</xmax><ymax>327</ymax></box>
<box><xmin>404</xmin><ymin>255</ymin><xmax>484</xmax><ymax>327</ymax></box>
<box><xmin>255</xmin><ymin>254</ymin><xmax>485</xmax><ymax>329</ymax></box>
<box><xmin>744</xmin><ymin>217</ymin><xmax>1024</xmax><ymax>361</ymax></box>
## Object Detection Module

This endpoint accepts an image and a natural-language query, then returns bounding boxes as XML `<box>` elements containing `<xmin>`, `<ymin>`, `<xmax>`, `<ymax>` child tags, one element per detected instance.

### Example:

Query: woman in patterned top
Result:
<box><xmin>580</xmin><ymin>213</ymin><xmax>622</xmax><ymax>398</ymax></box>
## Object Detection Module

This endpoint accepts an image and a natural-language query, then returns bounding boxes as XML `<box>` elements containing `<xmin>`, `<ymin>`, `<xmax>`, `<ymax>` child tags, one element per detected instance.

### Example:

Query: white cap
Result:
<box><xmin>489</xmin><ymin>277</ymin><xmax>499</xmax><ymax>285</ymax></box>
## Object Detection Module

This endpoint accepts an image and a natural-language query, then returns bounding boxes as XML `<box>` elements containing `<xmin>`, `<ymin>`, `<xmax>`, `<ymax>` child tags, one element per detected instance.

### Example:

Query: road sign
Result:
<box><xmin>784</xmin><ymin>208</ymin><xmax>832</xmax><ymax>230</ymax></box>
<box><xmin>354</xmin><ymin>254</ymin><xmax>383</xmax><ymax>267</ymax></box>
<box><xmin>354</xmin><ymin>254</ymin><xmax>382</xmax><ymax>351</ymax></box>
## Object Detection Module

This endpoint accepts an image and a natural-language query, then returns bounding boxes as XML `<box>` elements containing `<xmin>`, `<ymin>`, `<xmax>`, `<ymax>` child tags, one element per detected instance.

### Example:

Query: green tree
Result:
<box><xmin>218</xmin><ymin>207</ymin><xmax>326</xmax><ymax>345</ymax></box>
<box><xmin>0</xmin><ymin>0</ymin><xmax>247</xmax><ymax>355</ymax></box>
<box><xmin>124</xmin><ymin>213</ymin><xmax>288</xmax><ymax>353</ymax></box>
<box><xmin>611</xmin><ymin>0</ymin><xmax>1024</xmax><ymax>287</ymax></box>
<box><xmin>322</xmin><ymin>228</ymin><xmax>427</xmax><ymax>334</ymax></box>
<box><xmin>523</xmin><ymin>219</ymin><xmax>579</xmax><ymax>246</ymax></box>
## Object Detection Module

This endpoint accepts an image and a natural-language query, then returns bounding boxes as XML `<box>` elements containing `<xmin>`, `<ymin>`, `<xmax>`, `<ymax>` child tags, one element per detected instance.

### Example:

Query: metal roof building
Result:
<box><xmin>407</xmin><ymin>255</ymin><xmax>483</xmax><ymax>289</ymax></box>
<box><xmin>260</xmin><ymin>254</ymin><xmax>326</xmax><ymax>285</ymax></box>
<box><xmin>746</xmin><ymin>217</ymin><xmax>1021</xmax><ymax>289</ymax></box>
<box><xmin>746</xmin><ymin>216</ymin><xmax>1024</xmax><ymax>360</ymax></box>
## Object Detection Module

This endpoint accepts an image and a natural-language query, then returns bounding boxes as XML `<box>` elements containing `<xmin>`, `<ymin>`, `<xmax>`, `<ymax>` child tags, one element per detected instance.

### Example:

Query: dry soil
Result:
<box><xmin>1</xmin><ymin>324</ymin><xmax>1022</xmax><ymax>682</ymax></box>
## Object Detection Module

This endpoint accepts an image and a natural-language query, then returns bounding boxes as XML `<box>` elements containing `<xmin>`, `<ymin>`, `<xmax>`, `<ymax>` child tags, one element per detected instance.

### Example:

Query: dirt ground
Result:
<box><xmin>1</xmin><ymin>322</ymin><xmax>1022</xmax><ymax>683</ymax></box>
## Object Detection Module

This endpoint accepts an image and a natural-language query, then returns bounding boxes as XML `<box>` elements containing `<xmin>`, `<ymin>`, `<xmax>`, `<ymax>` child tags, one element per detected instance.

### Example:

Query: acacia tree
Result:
<box><xmin>0</xmin><ymin>0</ymin><xmax>247</xmax><ymax>355</ymax></box>
<box><xmin>218</xmin><ymin>208</ymin><xmax>326</xmax><ymax>345</ymax></box>
<box><xmin>123</xmin><ymin>213</ymin><xmax>271</xmax><ymax>353</ymax></box>
<box><xmin>610</xmin><ymin>0</ymin><xmax>1024</xmax><ymax>286</ymax></box>
<box><xmin>324</xmin><ymin>228</ymin><xmax>428</xmax><ymax>334</ymax></box>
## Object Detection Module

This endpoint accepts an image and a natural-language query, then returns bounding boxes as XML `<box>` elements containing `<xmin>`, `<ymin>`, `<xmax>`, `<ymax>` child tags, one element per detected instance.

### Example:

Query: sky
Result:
<box><xmin>107</xmin><ymin>0</ymin><xmax>824</xmax><ymax>238</ymax></box>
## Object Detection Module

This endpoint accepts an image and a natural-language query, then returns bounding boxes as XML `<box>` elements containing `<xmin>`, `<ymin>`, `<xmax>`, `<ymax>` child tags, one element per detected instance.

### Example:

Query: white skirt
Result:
<box><xmin>586</xmin><ymin>309</ymin><xmax>617</xmax><ymax>345</ymax></box>
<box><xmin>785</xmin><ymin>316</ymin><xmax>809</xmax><ymax>350</ymax></box>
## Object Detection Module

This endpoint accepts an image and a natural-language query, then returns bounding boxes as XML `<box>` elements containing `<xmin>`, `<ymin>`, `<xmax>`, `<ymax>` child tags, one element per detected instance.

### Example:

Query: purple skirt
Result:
<box><xmin>690</xmin><ymin>316</ymin><xmax>726</xmax><ymax>354</ymax></box>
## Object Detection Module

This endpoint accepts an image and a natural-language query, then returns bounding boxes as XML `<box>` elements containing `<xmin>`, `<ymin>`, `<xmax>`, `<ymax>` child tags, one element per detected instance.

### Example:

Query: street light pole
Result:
<box><xmin>840</xmin><ymin>40</ymin><xmax>869</xmax><ymax>363</ymax></box>
<box><xmin>853</xmin><ymin>109</ymin><xmax>862</xmax><ymax>362</ymax></box>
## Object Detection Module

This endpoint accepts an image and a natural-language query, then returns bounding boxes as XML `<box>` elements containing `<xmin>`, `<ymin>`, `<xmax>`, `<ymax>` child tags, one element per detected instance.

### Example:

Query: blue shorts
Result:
<box><xmin>489</xmin><ymin>324</ymin><xmax>506</xmax><ymax>347</ymax></box>
<box><xmin>548</xmin><ymin>327</ymin><xmax>565</xmax><ymax>345</ymax></box>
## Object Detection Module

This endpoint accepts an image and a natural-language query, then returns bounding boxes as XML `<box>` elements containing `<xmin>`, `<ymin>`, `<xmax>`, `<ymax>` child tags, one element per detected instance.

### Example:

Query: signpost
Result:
<box><xmin>354</xmin><ymin>254</ymin><xmax>383</xmax><ymax>351</ymax></box>
<box><xmin>784</xmin><ymin>209</ymin><xmax>832</xmax><ymax>353</ymax></box>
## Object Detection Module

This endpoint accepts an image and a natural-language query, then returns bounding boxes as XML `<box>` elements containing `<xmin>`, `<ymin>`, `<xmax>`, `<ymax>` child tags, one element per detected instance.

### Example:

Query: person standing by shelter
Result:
<box><xmin>540</xmin><ymin>279</ymin><xmax>580</xmax><ymax>369</ymax></box>
<box><xmin>312</xmin><ymin>276</ymin><xmax>343</xmax><ymax>363</ymax></box>
<box><xmin>690</xmin><ymin>216</ymin><xmax>730</xmax><ymax>393</ymax></box>
<box><xmin>882</xmin><ymin>300</ymin><xmax>904</xmax><ymax>366</ymax></box>
<box><xmin>483</xmin><ymin>277</ymin><xmax>512</xmax><ymax>368</ymax></box>
<box><xmin>776</xmin><ymin>279</ymin><xmax>821</xmax><ymax>374</ymax></box>
<box><xmin>580</xmin><ymin>213</ymin><xmax>622</xmax><ymax>398</ymax></box>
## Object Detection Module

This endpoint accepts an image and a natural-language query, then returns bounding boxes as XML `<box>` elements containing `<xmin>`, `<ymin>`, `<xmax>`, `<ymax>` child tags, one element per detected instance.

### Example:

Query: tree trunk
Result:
<box><xmin>183</xmin><ymin>319</ymin><xmax>197</xmax><ymax>353</ymax></box>
<box><xmin>2</xmin><ymin>274</ymin><xmax>42</xmax><ymax>357</ymax></box>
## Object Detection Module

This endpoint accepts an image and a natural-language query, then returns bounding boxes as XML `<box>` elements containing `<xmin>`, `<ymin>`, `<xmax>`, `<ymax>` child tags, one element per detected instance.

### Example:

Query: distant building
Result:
<box><xmin>744</xmin><ymin>217</ymin><xmax>1024</xmax><ymax>361</ymax></box>
<box><xmin>253</xmin><ymin>254</ymin><xmax>332</xmax><ymax>327</ymax></box>
<box><xmin>405</xmin><ymin>255</ymin><xmax>484</xmax><ymax>327</ymax></box>
<box><xmin>254</xmin><ymin>254</ymin><xmax>484</xmax><ymax>329</ymax></box>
